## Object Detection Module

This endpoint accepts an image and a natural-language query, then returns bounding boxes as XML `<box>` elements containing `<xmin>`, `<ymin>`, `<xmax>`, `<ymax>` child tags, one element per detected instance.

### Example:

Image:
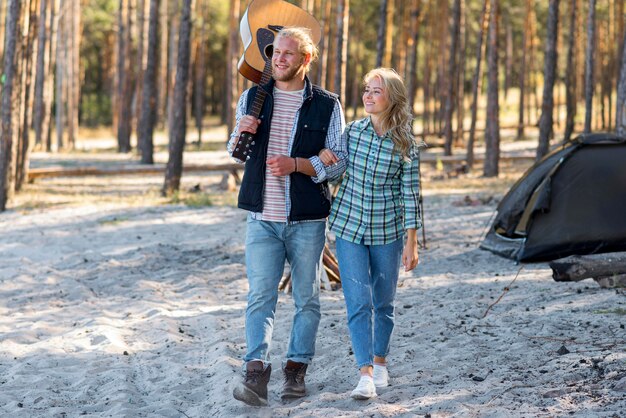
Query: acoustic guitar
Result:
<box><xmin>238</xmin><ymin>0</ymin><xmax>321</xmax><ymax>84</ymax></box>
<box><xmin>231</xmin><ymin>0</ymin><xmax>321</xmax><ymax>161</ymax></box>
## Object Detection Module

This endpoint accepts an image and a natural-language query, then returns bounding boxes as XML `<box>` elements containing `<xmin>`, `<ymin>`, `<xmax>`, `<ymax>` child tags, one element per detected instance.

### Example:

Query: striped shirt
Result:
<box><xmin>328</xmin><ymin>117</ymin><xmax>422</xmax><ymax>245</ymax></box>
<box><xmin>262</xmin><ymin>88</ymin><xmax>303</xmax><ymax>221</ymax></box>
<box><xmin>228</xmin><ymin>77</ymin><xmax>347</xmax><ymax>223</ymax></box>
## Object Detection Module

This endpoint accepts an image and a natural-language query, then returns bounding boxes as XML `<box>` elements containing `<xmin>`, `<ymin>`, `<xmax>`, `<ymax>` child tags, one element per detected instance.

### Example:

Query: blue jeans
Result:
<box><xmin>243</xmin><ymin>215</ymin><xmax>325</xmax><ymax>365</ymax></box>
<box><xmin>336</xmin><ymin>236</ymin><xmax>403</xmax><ymax>369</ymax></box>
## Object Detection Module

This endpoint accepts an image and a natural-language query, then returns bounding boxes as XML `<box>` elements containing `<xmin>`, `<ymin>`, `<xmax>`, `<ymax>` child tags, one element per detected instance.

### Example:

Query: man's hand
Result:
<box><xmin>237</xmin><ymin>115</ymin><xmax>261</xmax><ymax>136</ymax></box>
<box><xmin>267</xmin><ymin>155</ymin><xmax>296</xmax><ymax>177</ymax></box>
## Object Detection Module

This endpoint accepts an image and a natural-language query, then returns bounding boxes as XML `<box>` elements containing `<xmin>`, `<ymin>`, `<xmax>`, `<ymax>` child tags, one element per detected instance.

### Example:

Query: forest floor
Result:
<box><xmin>1</xmin><ymin>128</ymin><xmax>625</xmax><ymax>417</ymax></box>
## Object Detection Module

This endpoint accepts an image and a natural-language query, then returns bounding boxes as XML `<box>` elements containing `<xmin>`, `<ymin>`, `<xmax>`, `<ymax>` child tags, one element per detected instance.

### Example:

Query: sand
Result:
<box><xmin>1</xmin><ymin>147</ymin><xmax>625</xmax><ymax>417</ymax></box>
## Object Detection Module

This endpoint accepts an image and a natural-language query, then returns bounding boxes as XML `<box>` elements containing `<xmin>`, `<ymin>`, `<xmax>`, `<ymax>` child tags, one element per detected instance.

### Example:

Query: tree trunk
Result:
<box><xmin>166</xmin><ymin>1</ymin><xmax>180</xmax><ymax>132</ymax></box>
<box><xmin>375</xmin><ymin>0</ymin><xmax>388</xmax><ymax>68</ymax></box>
<box><xmin>536</xmin><ymin>0</ymin><xmax>559</xmax><ymax>161</ymax></box>
<box><xmin>117</xmin><ymin>0</ymin><xmax>135</xmax><ymax>153</ymax></box>
<box><xmin>0</xmin><ymin>0</ymin><xmax>6</xmax><ymax>62</ymax></box>
<box><xmin>467</xmin><ymin>0</ymin><xmax>489</xmax><ymax>169</ymax></box>
<box><xmin>44</xmin><ymin>0</ymin><xmax>58</xmax><ymax>151</ymax></box>
<box><xmin>66</xmin><ymin>0</ymin><xmax>80</xmax><ymax>149</ymax></box>
<box><xmin>483</xmin><ymin>0</ymin><xmax>499</xmax><ymax>178</ymax></box>
<box><xmin>517</xmin><ymin>0</ymin><xmax>532</xmax><ymax>139</ymax></box>
<box><xmin>318</xmin><ymin>0</ymin><xmax>331</xmax><ymax>89</ymax></box>
<box><xmin>138</xmin><ymin>0</ymin><xmax>159</xmax><ymax>164</ymax></box>
<box><xmin>333</xmin><ymin>0</ymin><xmax>349</xmax><ymax>101</ymax></box>
<box><xmin>583</xmin><ymin>0</ymin><xmax>596</xmax><ymax>133</ymax></box>
<box><xmin>225</xmin><ymin>0</ymin><xmax>239</xmax><ymax>134</ymax></box>
<box><xmin>564</xmin><ymin>0</ymin><xmax>579</xmax><ymax>141</ymax></box>
<box><xmin>163</xmin><ymin>0</ymin><xmax>192</xmax><ymax>196</ymax></box>
<box><xmin>0</xmin><ymin>0</ymin><xmax>22</xmax><ymax>211</ymax></box>
<box><xmin>55</xmin><ymin>7</ymin><xmax>65</xmax><ymax>150</ymax></box>
<box><xmin>33</xmin><ymin>0</ymin><xmax>48</xmax><ymax>147</ymax></box>
<box><xmin>157</xmin><ymin>0</ymin><xmax>168</xmax><ymax>128</ymax></box>
<box><xmin>406</xmin><ymin>0</ymin><xmax>422</xmax><ymax>112</ymax></box>
<box><xmin>442</xmin><ymin>0</ymin><xmax>461</xmax><ymax>156</ymax></box>
<box><xmin>550</xmin><ymin>252</ymin><xmax>626</xmax><ymax>282</ymax></box>
<box><xmin>136</xmin><ymin>0</ymin><xmax>150</xmax><ymax>132</ymax></box>
<box><xmin>16</xmin><ymin>0</ymin><xmax>38</xmax><ymax>191</ymax></box>
<box><xmin>383</xmin><ymin>0</ymin><xmax>394</xmax><ymax>67</ymax></box>
<box><xmin>193</xmin><ymin>2</ymin><xmax>206</xmax><ymax>147</ymax></box>
<box><xmin>455</xmin><ymin>0</ymin><xmax>466</xmax><ymax>146</ymax></box>
<box><xmin>616</xmin><ymin>31</ymin><xmax>626</xmax><ymax>135</ymax></box>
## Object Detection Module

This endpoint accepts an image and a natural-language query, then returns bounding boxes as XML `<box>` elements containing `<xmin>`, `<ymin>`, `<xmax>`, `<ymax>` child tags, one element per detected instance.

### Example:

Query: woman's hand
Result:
<box><xmin>402</xmin><ymin>229</ymin><xmax>419</xmax><ymax>271</ymax></box>
<box><xmin>318</xmin><ymin>148</ymin><xmax>339</xmax><ymax>166</ymax></box>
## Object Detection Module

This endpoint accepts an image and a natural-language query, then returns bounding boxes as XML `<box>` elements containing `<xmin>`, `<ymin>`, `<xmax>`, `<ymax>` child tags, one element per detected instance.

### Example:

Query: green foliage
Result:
<box><xmin>81</xmin><ymin>93</ymin><xmax>113</xmax><ymax>127</ymax></box>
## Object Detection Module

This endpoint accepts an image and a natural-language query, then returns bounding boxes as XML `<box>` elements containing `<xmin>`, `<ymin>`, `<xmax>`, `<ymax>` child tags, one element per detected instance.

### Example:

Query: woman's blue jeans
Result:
<box><xmin>243</xmin><ymin>216</ymin><xmax>325</xmax><ymax>365</ymax></box>
<box><xmin>336</xmin><ymin>236</ymin><xmax>403</xmax><ymax>369</ymax></box>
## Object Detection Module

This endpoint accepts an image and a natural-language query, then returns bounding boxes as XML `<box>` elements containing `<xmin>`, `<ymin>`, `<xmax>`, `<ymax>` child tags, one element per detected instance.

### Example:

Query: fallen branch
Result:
<box><xmin>549</xmin><ymin>252</ymin><xmax>626</xmax><ymax>282</ymax></box>
<box><xmin>481</xmin><ymin>266</ymin><xmax>524</xmax><ymax>319</ymax></box>
<box><xmin>27</xmin><ymin>163</ymin><xmax>243</xmax><ymax>181</ymax></box>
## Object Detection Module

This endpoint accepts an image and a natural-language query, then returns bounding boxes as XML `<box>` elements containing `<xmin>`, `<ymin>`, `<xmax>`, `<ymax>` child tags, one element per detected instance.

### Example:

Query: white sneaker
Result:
<box><xmin>373</xmin><ymin>364</ymin><xmax>389</xmax><ymax>388</ymax></box>
<box><xmin>351</xmin><ymin>375</ymin><xmax>377</xmax><ymax>399</ymax></box>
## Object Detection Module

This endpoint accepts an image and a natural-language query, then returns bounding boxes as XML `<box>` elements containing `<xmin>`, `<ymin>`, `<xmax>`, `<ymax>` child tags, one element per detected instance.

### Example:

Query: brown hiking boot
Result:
<box><xmin>281</xmin><ymin>360</ymin><xmax>308</xmax><ymax>399</ymax></box>
<box><xmin>233</xmin><ymin>361</ymin><xmax>271</xmax><ymax>406</ymax></box>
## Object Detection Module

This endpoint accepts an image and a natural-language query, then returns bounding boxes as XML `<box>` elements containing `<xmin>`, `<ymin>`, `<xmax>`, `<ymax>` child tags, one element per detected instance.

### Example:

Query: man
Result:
<box><xmin>228</xmin><ymin>27</ymin><xmax>345</xmax><ymax>406</ymax></box>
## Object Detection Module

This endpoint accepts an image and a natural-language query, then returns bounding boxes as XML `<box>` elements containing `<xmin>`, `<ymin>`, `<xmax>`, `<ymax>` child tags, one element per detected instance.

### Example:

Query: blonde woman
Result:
<box><xmin>319</xmin><ymin>68</ymin><xmax>422</xmax><ymax>399</ymax></box>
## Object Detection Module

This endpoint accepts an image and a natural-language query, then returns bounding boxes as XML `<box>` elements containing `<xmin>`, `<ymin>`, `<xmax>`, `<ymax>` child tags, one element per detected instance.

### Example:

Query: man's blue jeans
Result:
<box><xmin>336</xmin><ymin>236</ymin><xmax>403</xmax><ymax>369</ymax></box>
<box><xmin>243</xmin><ymin>215</ymin><xmax>325</xmax><ymax>365</ymax></box>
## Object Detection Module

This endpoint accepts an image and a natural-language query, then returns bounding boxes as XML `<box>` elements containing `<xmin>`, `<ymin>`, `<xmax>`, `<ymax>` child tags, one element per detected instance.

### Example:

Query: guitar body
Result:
<box><xmin>238</xmin><ymin>0</ymin><xmax>321</xmax><ymax>83</ymax></box>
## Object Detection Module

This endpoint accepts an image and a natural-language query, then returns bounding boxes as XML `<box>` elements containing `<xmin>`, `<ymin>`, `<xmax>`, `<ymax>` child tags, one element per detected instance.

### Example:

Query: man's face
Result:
<box><xmin>271</xmin><ymin>36</ymin><xmax>307</xmax><ymax>82</ymax></box>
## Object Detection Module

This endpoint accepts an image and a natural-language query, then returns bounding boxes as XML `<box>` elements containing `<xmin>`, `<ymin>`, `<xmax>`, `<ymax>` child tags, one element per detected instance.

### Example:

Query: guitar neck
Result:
<box><xmin>248</xmin><ymin>59</ymin><xmax>272</xmax><ymax>118</ymax></box>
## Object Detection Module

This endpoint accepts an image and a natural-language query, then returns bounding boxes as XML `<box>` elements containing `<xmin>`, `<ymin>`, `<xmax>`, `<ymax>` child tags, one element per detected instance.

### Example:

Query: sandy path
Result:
<box><xmin>1</xmin><ymin>173</ymin><xmax>625</xmax><ymax>417</ymax></box>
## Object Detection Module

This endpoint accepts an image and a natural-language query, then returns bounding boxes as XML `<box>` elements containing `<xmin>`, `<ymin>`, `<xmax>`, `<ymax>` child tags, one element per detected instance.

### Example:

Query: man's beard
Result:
<box><xmin>272</xmin><ymin>63</ymin><xmax>303</xmax><ymax>82</ymax></box>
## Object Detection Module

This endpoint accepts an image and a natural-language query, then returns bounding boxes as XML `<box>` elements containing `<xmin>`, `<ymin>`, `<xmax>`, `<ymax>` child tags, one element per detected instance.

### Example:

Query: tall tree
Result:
<box><xmin>406</xmin><ymin>0</ymin><xmax>422</xmax><ymax>111</ymax></box>
<box><xmin>55</xmin><ymin>2</ymin><xmax>65</xmax><ymax>150</ymax></box>
<box><xmin>157</xmin><ymin>0</ymin><xmax>168</xmax><ymax>127</ymax></box>
<box><xmin>516</xmin><ymin>0</ymin><xmax>532</xmax><ymax>139</ymax></box>
<box><xmin>536</xmin><ymin>0</ymin><xmax>560</xmax><ymax>161</ymax></box>
<box><xmin>225</xmin><ymin>0</ymin><xmax>239</xmax><ymax>135</ymax></box>
<box><xmin>375</xmin><ymin>0</ymin><xmax>388</xmax><ymax>68</ymax></box>
<box><xmin>116</xmin><ymin>0</ymin><xmax>135</xmax><ymax>152</ymax></box>
<box><xmin>33</xmin><ymin>0</ymin><xmax>49</xmax><ymax>147</ymax></box>
<box><xmin>467</xmin><ymin>0</ymin><xmax>489</xmax><ymax>168</ymax></box>
<box><xmin>442</xmin><ymin>0</ymin><xmax>461</xmax><ymax>156</ymax></box>
<box><xmin>163</xmin><ymin>0</ymin><xmax>192</xmax><ymax>196</ymax></box>
<box><xmin>333</xmin><ymin>0</ymin><xmax>349</xmax><ymax>101</ymax></box>
<box><xmin>16</xmin><ymin>0</ymin><xmax>38</xmax><ymax>191</ymax></box>
<box><xmin>137</xmin><ymin>0</ymin><xmax>159</xmax><ymax>164</ymax></box>
<box><xmin>193</xmin><ymin>1</ymin><xmax>207</xmax><ymax>146</ymax></box>
<box><xmin>483</xmin><ymin>0</ymin><xmax>499</xmax><ymax>178</ymax></box>
<box><xmin>583</xmin><ymin>0</ymin><xmax>597</xmax><ymax>133</ymax></box>
<box><xmin>0</xmin><ymin>0</ymin><xmax>22</xmax><ymax>211</ymax></box>
<box><xmin>0</xmin><ymin>1</ymin><xmax>6</xmax><ymax>62</ymax></box>
<box><xmin>564</xmin><ymin>0</ymin><xmax>579</xmax><ymax>142</ymax></box>
<box><xmin>615</xmin><ymin>30</ymin><xmax>626</xmax><ymax>135</ymax></box>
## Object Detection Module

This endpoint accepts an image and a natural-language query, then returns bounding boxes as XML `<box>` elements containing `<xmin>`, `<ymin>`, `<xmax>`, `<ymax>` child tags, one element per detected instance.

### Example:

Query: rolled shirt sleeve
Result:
<box><xmin>227</xmin><ymin>92</ymin><xmax>249</xmax><ymax>163</ymax></box>
<box><xmin>310</xmin><ymin>101</ymin><xmax>347</xmax><ymax>183</ymax></box>
<box><xmin>402</xmin><ymin>143</ymin><xmax>422</xmax><ymax>230</ymax></box>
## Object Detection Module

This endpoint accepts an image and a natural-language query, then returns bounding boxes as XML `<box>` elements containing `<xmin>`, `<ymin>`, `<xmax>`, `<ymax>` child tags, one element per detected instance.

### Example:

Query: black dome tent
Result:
<box><xmin>480</xmin><ymin>133</ymin><xmax>626</xmax><ymax>262</ymax></box>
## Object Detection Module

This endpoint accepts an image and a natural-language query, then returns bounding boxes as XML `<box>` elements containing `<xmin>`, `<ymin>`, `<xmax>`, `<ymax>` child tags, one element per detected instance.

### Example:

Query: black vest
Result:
<box><xmin>237</xmin><ymin>77</ymin><xmax>338</xmax><ymax>221</ymax></box>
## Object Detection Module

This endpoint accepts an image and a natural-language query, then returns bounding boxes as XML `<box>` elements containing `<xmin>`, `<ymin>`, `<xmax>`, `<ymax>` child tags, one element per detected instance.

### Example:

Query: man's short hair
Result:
<box><xmin>275</xmin><ymin>27</ymin><xmax>319</xmax><ymax>70</ymax></box>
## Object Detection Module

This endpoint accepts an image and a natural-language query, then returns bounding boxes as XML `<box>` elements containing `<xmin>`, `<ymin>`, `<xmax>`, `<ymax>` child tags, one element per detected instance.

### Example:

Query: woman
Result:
<box><xmin>319</xmin><ymin>68</ymin><xmax>422</xmax><ymax>399</ymax></box>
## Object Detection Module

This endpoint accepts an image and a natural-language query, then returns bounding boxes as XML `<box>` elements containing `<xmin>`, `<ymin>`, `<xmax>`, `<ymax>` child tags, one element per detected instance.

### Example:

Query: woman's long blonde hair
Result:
<box><xmin>364</xmin><ymin>68</ymin><xmax>415</xmax><ymax>159</ymax></box>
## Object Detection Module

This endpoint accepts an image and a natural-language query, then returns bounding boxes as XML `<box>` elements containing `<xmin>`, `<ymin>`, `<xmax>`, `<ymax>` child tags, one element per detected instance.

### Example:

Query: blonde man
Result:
<box><xmin>228</xmin><ymin>27</ymin><xmax>345</xmax><ymax>406</ymax></box>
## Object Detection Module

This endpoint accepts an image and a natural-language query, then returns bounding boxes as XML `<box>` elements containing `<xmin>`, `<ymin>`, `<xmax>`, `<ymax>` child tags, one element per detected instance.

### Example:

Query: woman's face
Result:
<box><xmin>362</xmin><ymin>76</ymin><xmax>389</xmax><ymax>116</ymax></box>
